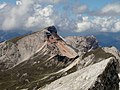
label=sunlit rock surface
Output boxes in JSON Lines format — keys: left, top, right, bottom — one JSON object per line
{"left": 41, "top": 57, "right": 119, "bottom": 90}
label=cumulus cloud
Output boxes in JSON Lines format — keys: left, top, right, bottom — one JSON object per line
{"left": 25, "top": 5, "right": 54, "bottom": 29}
{"left": 16, "top": 0, "right": 22, "bottom": 5}
{"left": 2, "top": 0, "right": 35, "bottom": 30}
{"left": 76, "top": 16, "right": 120, "bottom": 32}
{"left": 0, "top": 0, "right": 70, "bottom": 31}
{"left": 0, "top": 0, "right": 75, "bottom": 31}
{"left": 0, "top": 0, "right": 120, "bottom": 33}
{"left": 114, "top": 21, "right": 120, "bottom": 32}
{"left": 1, "top": 0, "right": 56, "bottom": 30}
{"left": 90, "top": 3, "right": 120, "bottom": 16}
{"left": 0, "top": 2, "right": 7, "bottom": 9}
{"left": 101, "top": 3, "right": 120, "bottom": 14}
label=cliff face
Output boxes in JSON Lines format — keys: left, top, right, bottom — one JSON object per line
{"left": 65, "top": 36, "right": 99, "bottom": 55}
{"left": 0, "top": 30, "right": 45, "bottom": 70}
{"left": 0, "top": 26, "right": 119, "bottom": 90}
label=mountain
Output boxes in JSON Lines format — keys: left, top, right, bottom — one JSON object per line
{"left": 1, "top": 30, "right": 120, "bottom": 50}
{"left": 59, "top": 31, "right": 120, "bottom": 50}
{"left": 0, "top": 26, "right": 120, "bottom": 90}
{"left": 91, "top": 32, "right": 120, "bottom": 50}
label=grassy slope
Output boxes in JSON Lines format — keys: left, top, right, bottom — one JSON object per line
{"left": 82, "top": 47, "right": 115, "bottom": 60}
{"left": 0, "top": 50, "right": 77, "bottom": 90}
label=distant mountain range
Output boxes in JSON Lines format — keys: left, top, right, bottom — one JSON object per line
{"left": 90, "top": 32, "right": 120, "bottom": 50}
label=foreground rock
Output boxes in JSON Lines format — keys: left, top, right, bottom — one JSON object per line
{"left": 41, "top": 57, "right": 119, "bottom": 90}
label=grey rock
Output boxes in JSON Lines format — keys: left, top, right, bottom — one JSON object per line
{"left": 65, "top": 35, "right": 99, "bottom": 55}
{"left": 41, "top": 57, "right": 119, "bottom": 90}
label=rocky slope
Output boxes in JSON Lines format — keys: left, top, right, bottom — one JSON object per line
{"left": 0, "top": 26, "right": 78, "bottom": 71}
{"left": 0, "top": 26, "right": 119, "bottom": 90}
{"left": 41, "top": 57, "right": 119, "bottom": 90}
{"left": 65, "top": 35, "right": 98, "bottom": 55}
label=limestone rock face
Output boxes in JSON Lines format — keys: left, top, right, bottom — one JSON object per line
{"left": 65, "top": 36, "right": 99, "bottom": 55}
{"left": 103, "top": 46, "right": 120, "bottom": 72}
{"left": 41, "top": 57, "right": 119, "bottom": 90}
{"left": 0, "top": 30, "right": 45, "bottom": 70}
{"left": 103, "top": 46, "right": 120, "bottom": 60}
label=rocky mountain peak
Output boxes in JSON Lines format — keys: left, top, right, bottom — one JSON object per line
{"left": 0, "top": 26, "right": 120, "bottom": 90}
{"left": 0, "top": 26, "right": 78, "bottom": 70}
{"left": 46, "top": 26, "right": 57, "bottom": 33}
{"left": 44, "top": 26, "right": 61, "bottom": 43}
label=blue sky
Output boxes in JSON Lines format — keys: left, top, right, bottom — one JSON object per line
{"left": 81, "top": 0, "right": 115, "bottom": 10}
{"left": 0, "top": 0, "right": 118, "bottom": 10}
{"left": 1, "top": 0, "right": 119, "bottom": 14}
{"left": 0, "top": 0, "right": 120, "bottom": 32}
{"left": 0, "top": 0, "right": 16, "bottom": 4}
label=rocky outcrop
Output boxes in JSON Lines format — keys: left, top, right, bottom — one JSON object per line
{"left": 103, "top": 46, "right": 120, "bottom": 60}
{"left": 65, "top": 35, "right": 99, "bottom": 55}
{"left": 0, "top": 30, "right": 45, "bottom": 70}
{"left": 41, "top": 57, "right": 119, "bottom": 90}
{"left": 103, "top": 46, "right": 120, "bottom": 72}
{"left": 118, "top": 74, "right": 120, "bottom": 90}
{"left": 78, "top": 47, "right": 115, "bottom": 69}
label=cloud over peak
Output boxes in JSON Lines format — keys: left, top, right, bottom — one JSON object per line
{"left": 0, "top": 0, "right": 120, "bottom": 33}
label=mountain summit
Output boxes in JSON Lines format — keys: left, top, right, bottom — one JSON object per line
{"left": 0, "top": 26, "right": 119, "bottom": 90}
{"left": 0, "top": 26, "right": 78, "bottom": 70}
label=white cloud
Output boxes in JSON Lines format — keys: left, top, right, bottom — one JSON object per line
{"left": 25, "top": 5, "right": 54, "bottom": 28}
{"left": 1, "top": 0, "right": 55, "bottom": 30}
{"left": 16, "top": 0, "right": 22, "bottom": 5}
{"left": 2, "top": 0, "right": 35, "bottom": 30}
{"left": 0, "top": 0, "right": 73, "bottom": 31}
{"left": 0, "top": 0, "right": 120, "bottom": 34}
{"left": 0, "top": 2, "right": 7, "bottom": 9}
{"left": 38, "top": 0, "right": 67, "bottom": 4}
{"left": 76, "top": 16, "right": 93, "bottom": 32}
{"left": 90, "top": 3, "right": 120, "bottom": 16}
{"left": 101, "top": 3, "right": 120, "bottom": 14}
{"left": 76, "top": 16, "right": 120, "bottom": 32}
{"left": 73, "top": 5, "right": 88, "bottom": 14}
{"left": 77, "top": 22, "right": 92, "bottom": 32}
{"left": 114, "top": 21, "right": 120, "bottom": 32}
